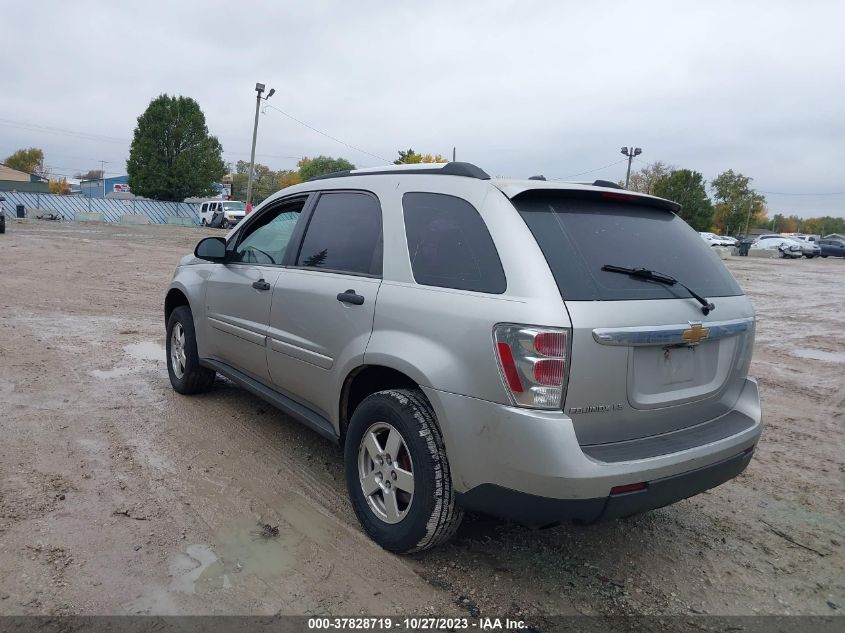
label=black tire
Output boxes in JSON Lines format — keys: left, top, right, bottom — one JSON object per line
{"left": 166, "top": 305, "right": 215, "bottom": 394}
{"left": 222, "top": 219, "right": 231, "bottom": 230}
{"left": 200, "top": 218, "right": 207, "bottom": 227}
{"left": 0, "top": 218, "right": 5, "bottom": 234}
{"left": 821, "top": 255, "right": 828, "bottom": 258}
{"left": 344, "top": 388, "right": 463, "bottom": 553}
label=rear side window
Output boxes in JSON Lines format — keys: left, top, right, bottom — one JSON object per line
{"left": 513, "top": 192, "right": 742, "bottom": 301}
{"left": 296, "top": 192, "right": 383, "bottom": 275}
{"left": 403, "top": 192, "right": 506, "bottom": 293}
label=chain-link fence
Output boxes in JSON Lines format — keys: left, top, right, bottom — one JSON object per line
{"left": 0, "top": 192, "right": 200, "bottom": 224}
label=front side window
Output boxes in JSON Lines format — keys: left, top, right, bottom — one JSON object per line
{"left": 232, "top": 199, "right": 305, "bottom": 265}
{"left": 295, "top": 192, "right": 383, "bottom": 275}
{"left": 402, "top": 192, "right": 506, "bottom": 293}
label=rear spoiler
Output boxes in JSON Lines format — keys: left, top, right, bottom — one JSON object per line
{"left": 503, "top": 185, "right": 681, "bottom": 213}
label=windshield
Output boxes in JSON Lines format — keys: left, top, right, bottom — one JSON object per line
{"left": 512, "top": 192, "right": 743, "bottom": 301}
{"left": 222, "top": 202, "right": 245, "bottom": 211}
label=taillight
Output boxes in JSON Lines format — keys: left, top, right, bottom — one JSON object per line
{"left": 493, "top": 324, "right": 570, "bottom": 409}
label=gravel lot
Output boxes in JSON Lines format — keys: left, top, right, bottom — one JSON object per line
{"left": 0, "top": 220, "right": 842, "bottom": 625}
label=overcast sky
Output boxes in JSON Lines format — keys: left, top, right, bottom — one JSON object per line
{"left": 2, "top": 1, "right": 843, "bottom": 217}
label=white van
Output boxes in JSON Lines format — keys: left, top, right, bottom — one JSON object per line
{"left": 199, "top": 200, "right": 246, "bottom": 228}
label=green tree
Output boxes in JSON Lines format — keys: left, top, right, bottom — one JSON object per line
{"left": 394, "top": 148, "right": 448, "bottom": 164}
{"left": 710, "top": 170, "right": 766, "bottom": 236}
{"left": 277, "top": 170, "right": 302, "bottom": 189}
{"left": 126, "top": 94, "right": 225, "bottom": 201}
{"left": 621, "top": 161, "right": 673, "bottom": 194}
{"left": 4, "top": 147, "right": 46, "bottom": 176}
{"left": 801, "top": 216, "right": 845, "bottom": 236}
{"left": 652, "top": 169, "right": 714, "bottom": 231}
{"left": 230, "top": 160, "right": 279, "bottom": 204}
{"left": 395, "top": 148, "right": 421, "bottom": 164}
{"left": 297, "top": 156, "right": 355, "bottom": 181}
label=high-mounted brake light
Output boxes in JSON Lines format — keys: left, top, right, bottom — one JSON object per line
{"left": 601, "top": 192, "right": 636, "bottom": 202}
{"left": 493, "top": 324, "right": 570, "bottom": 409}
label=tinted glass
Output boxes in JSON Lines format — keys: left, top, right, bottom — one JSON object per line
{"left": 233, "top": 203, "right": 303, "bottom": 265}
{"left": 296, "top": 192, "right": 382, "bottom": 275}
{"left": 403, "top": 192, "right": 506, "bottom": 293}
{"left": 513, "top": 193, "right": 743, "bottom": 301}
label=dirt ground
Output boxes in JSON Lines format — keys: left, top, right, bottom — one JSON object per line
{"left": 0, "top": 220, "right": 842, "bottom": 625}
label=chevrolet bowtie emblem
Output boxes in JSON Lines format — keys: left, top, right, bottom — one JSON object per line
{"left": 682, "top": 323, "right": 710, "bottom": 346}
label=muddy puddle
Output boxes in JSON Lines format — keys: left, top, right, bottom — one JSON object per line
{"left": 89, "top": 341, "right": 164, "bottom": 379}
{"left": 90, "top": 366, "right": 135, "bottom": 379}
{"left": 170, "top": 521, "right": 305, "bottom": 595}
{"left": 124, "top": 341, "right": 165, "bottom": 363}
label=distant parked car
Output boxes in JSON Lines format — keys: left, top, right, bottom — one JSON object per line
{"left": 751, "top": 236, "right": 802, "bottom": 258}
{"left": 199, "top": 200, "right": 247, "bottom": 229}
{"left": 789, "top": 235, "right": 822, "bottom": 258}
{"left": 0, "top": 196, "right": 5, "bottom": 234}
{"left": 819, "top": 238, "right": 845, "bottom": 258}
{"left": 699, "top": 232, "right": 733, "bottom": 247}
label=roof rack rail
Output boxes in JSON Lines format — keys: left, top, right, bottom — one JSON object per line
{"left": 305, "top": 161, "right": 490, "bottom": 182}
{"left": 592, "top": 179, "right": 624, "bottom": 189}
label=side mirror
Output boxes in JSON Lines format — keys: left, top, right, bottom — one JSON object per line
{"left": 194, "top": 236, "right": 227, "bottom": 262}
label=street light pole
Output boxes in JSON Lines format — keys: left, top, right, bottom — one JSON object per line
{"left": 620, "top": 146, "right": 642, "bottom": 189}
{"left": 246, "top": 82, "right": 275, "bottom": 206}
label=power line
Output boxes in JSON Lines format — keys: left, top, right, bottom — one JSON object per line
{"left": 262, "top": 104, "right": 390, "bottom": 163}
{"left": 758, "top": 190, "right": 845, "bottom": 196}
{"left": 552, "top": 159, "right": 628, "bottom": 181}
{"left": 0, "top": 117, "right": 127, "bottom": 144}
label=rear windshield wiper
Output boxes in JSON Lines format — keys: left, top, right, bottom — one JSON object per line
{"left": 601, "top": 265, "right": 716, "bottom": 315}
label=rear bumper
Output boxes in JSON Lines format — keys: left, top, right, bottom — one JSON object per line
{"left": 422, "top": 377, "right": 761, "bottom": 524}
{"left": 456, "top": 447, "right": 754, "bottom": 526}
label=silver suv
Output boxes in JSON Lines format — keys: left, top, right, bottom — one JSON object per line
{"left": 165, "top": 162, "right": 761, "bottom": 553}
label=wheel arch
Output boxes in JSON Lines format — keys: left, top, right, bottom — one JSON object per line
{"left": 164, "top": 286, "right": 191, "bottom": 324}
{"left": 339, "top": 364, "right": 423, "bottom": 439}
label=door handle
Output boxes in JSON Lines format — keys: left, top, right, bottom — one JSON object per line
{"left": 337, "top": 289, "right": 365, "bottom": 305}
{"left": 252, "top": 279, "right": 271, "bottom": 291}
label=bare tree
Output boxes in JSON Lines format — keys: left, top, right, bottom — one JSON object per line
{"left": 622, "top": 161, "right": 674, "bottom": 194}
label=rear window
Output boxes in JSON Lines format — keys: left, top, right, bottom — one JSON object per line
{"left": 513, "top": 192, "right": 742, "bottom": 301}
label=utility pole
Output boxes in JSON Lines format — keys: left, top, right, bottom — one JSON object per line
{"left": 246, "top": 82, "right": 275, "bottom": 206}
{"left": 743, "top": 192, "right": 755, "bottom": 236}
{"left": 100, "top": 160, "right": 108, "bottom": 197}
{"left": 620, "top": 146, "right": 642, "bottom": 188}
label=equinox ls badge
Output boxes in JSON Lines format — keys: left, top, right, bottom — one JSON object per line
{"left": 569, "top": 403, "right": 624, "bottom": 414}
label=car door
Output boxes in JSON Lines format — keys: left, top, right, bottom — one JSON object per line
{"left": 204, "top": 196, "right": 310, "bottom": 382}
{"left": 267, "top": 191, "right": 383, "bottom": 421}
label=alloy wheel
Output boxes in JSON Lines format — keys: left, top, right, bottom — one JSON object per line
{"left": 170, "top": 322, "right": 186, "bottom": 379}
{"left": 357, "top": 422, "right": 415, "bottom": 524}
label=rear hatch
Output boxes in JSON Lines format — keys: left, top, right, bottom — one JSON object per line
{"left": 511, "top": 189, "right": 755, "bottom": 446}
